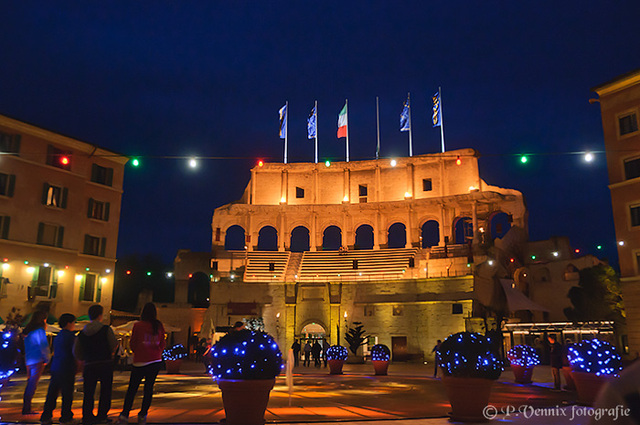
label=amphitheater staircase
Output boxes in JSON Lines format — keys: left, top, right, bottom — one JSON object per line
{"left": 283, "top": 252, "right": 303, "bottom": 282}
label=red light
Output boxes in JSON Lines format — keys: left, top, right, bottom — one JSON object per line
{"left": 126, "top": 270, "right": 131, "bottom": 275}
{"left": 510, "top": 258, "right": 515, "bottom": 263}
{"left": 575, "top": 249, "right": 580, "bottom": 254}
{"left": 456, "top": 156, "right": 461, "bottom": 166}
{"left": 2, "top": 258, "right": 7, "bottom": 262}
{"left": 60, "top": 156, "right": 70, "bottom": 165}
{"left": 188, "top": 273, "right": 193, "bottom": 278}
{"left": 65, "top": 265, "right": 69, "bottom": 269}
{"left": 258, "top": 160, "right": 264, "bottom": 167}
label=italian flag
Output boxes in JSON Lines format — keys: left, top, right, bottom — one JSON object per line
{"left": 337, "top": 102, "right": 348, "bottom": 138}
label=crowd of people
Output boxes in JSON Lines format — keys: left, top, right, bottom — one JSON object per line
{"left": 20, "top": 302, "right": 165, "bottom": 425}
{"left": 290, "top": 338, "right": 328, "bottom": 367}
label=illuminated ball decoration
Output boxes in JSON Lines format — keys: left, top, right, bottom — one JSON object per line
{"left": 325, "top": 345, "right": 348, "bottom": 361}
{"left": 162, "top": 344, "right": 188, "bottom": 362}
{"left": 507, "top": 345, "right": 541, "bottom": 368}
{"left": 370, "top": 344, "right": 391, "bottom": 362}
{"left": 437, "top": 332, "right": 502, "bottom": 380}
{"left": 207, "top": 330, "right": 282, "bottom": 380}
{"left": 567, "top": 339, "right": 622, "bottom": 376}
{"left": 0, "top": 329, "right": 19, "bottom": 382}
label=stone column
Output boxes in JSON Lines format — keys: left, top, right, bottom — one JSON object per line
{"left": 278, "top": 212, "right": 286, "bottom": 251}
{"left": 406, "top": 205, "right": 414, "bottom": 249}
{"left": 374, "top": 210, "right": 381, "bottom": 249}
{"left": 439, "top": 205, "right": 446, "bottom": 246}
{"left": 472, "top": 201, "right": 478, "bottom": 244}
{"left": 311, "top": 211, "right": 318, "bottom": 251}
{"left": 250, "top": 168, "right": 256, "bottom": 204}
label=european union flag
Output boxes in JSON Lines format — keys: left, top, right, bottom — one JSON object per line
{"left": 279, "top": 104, "right": 287, "bottom": 139}
{"left": 432, "top": 91, "right": 441, "bottom": 127}
{"left": 307, "top": 105, "right": 317, "bottom": 139}
{"left": 400, "top": 96, "right": 411, "bottom": 132}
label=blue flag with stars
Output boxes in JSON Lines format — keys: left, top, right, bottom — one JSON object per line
{"left": 400, "top": 95, "right": 411, "bottom": 132}
{"left": 307, "top": 105, "right": 317, "bottom": 139}
{"left": 432, "top": 91, "right": 442, "bottom": 127}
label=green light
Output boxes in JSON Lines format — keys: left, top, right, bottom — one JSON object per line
{"left": 466, "top": 263, "right": 471, "bottom": 268}
{"left": 325, "top": 160, "right": 331, "bottom": 167}
{"left": 597, "top": 245, "right": 603, "bottom": 250}
{"left": 24, "top": 260, "right": 29, "bottom": 265}
{"left": 146, "top": 271, "right": 152, "bottom": 276}
{"left": 132, "top": 158, "right": 140, "bottom": 167}
{"left": 531, "top": 255, "right": 536, "bottom": 260}
{"left": 85, "top": 267, "right": 90, "bottom": 271}
{"left": 520, "top": 155, "right": 528, "bottom": 164}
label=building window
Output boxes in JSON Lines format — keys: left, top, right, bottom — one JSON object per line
{"left": 636, "top": 253, "right": 640, "bottom": 274}
{"left": 87, "top": 199, "right": 110, "bottom": 221}
{"left": 359, "top": 184, "right": 367, "bottom": 203}
{"left": 364, "top": 305, "right": 375, "bottom": 317}
{"left": 452, "top": 303, "right": 463, "bottom": 314}
{"left": 296, "top": 187, "right": 304, "bottom": 198}
{"left": 91, "top": 164, "right": 114, "bottom": 186}
{"left": 632, "top": 205, "right": 640, "bottom": 227}
{"left": 42, "top": 183, "right": 68, "bottom": 208}
{"left": 80, "top": 273, "right": 98, "bottom": 302}
{"left": 30, "top": 265, "right": 57, "bottom": 299}
{"left": 423, "top": 179, "right": 433, "bottom": 191}
{"left": 46, "top": 145, "right": 72, "bottom": 171}
{"left": 0, "top": 132, "right": 20, "bottom": 155}
{"left": 392, "top": 306, "right": 403, "bottom": 316}
{"left": 624, "top": 157, "right": 640, "bottom": 180}
{"left": 0, "top": 173, "right": 15, "bottom": 197}
{"left": 84, "top": 235, "right": 106, "bottom": 257}
{"left": 37, "top": 223, "right": 64, "bottom": 247}
{"left": 619, "top": 112, "right": 639, "bottom": 136}
{"left": 0, "top": 215, "right": 10, "bottom": 239}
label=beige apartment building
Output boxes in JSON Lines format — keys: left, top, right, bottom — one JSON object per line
{"left": 0, "top": 114, "right": 127, "bottom": 323}
{"left": 593, "top": 70, "right": 640, "bottom": 355}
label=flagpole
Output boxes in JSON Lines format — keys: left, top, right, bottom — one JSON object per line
{"left": 284, "top": 101, "right": 289, "bottom": 164}
{"left": 408, "top": 92, "right": 413, "bottom": 157}
{"left": 345, "top": 99, "right": 350, "bottom": 163}
{"left": 314, "top": 100, "right": 318, "bottom": 164}
{"left": 376, "top": 96, "right": 380, "bottom": 160}
{"left": 439, "top": 87, "right": 445, "bottom": 153}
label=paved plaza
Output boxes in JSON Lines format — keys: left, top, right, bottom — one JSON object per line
{"left": 1, "top": 362, "right": 589, "bottom": 425}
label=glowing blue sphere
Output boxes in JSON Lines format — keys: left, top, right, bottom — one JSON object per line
{"left": 507, "top": 345, "right": 541, "bottom": 368}
{"left": 567, "top": 339, "right": 621, "bottom": 376}
{"left": 326, "top": 345, "right": 349, "bottom": 361}
{"left": 371, "top": 344, "right": 391, "bottom": 361}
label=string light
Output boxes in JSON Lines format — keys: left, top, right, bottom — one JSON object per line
{"left": 188, "top": 158, "right": 198, "bottom": 168}
{"left": 390, "top": 159, "right": 397, "bottom": 167}
{"left": 507, "top": 345, "right": 541, "bottom": 368}
{"left": 162, "top": 344, "right": 188, "bottom": 362}
{"left": 326, "top": 345, "right": 348, "bottom": 361}
{"left": 437, "top": 332, "right": 502, "bottom": 379}
{"left": 567, "top": 339, "right": 621, "bottom": 376}
{"left": 370, "top": 344, "right": 391, "bottom": 362}
{"left": 584, "top": 152, "right": 594, "bottom": 163}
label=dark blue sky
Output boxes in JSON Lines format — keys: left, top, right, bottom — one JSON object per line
{"left": 1, "top": 2, "right": 639, "bottom": 265}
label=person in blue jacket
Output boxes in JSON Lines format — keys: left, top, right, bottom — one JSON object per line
{"left": 40, "top": 313, "right": 77, "bottom": 425}
{"left": 22, "top": 310, "right": 50, "bottom": 415}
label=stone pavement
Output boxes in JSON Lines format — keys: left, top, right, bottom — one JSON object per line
{"left": 0, "top": 361, "right": 593, "bottom": 425}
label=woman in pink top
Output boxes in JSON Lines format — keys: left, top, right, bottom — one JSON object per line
{"left": 116, "top": 303, "right": 165, "bottom": 425}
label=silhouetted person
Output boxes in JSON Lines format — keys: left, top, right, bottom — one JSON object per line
{"left": 291, "top": 339, "right": 301, "bottom": 367}
{"left": 548, "top": 335, "right": 563, "bottom": 390}
{"left": 431, "top": 340, "right": 442, "bottom": 378}
{"left": 312, "top": 341, "right": 322, "bottom": 367}
{"left": 303, "top": 341, "right": 312, "bottom": 367}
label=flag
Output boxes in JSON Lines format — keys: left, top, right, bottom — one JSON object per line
{"left": 337, "top": 102, "right": 348, "bottom": 138}
{"left": 279, "top": 104, "right": 287, "bottom": 139}
{"left": 307, "top": 105, "right": 317, "bottom": 139}
{"left": 400, "top": 95, "right": 411, "bottom": 132}
{"left": 432, "top": 91, "right": 441, "bottom": 127}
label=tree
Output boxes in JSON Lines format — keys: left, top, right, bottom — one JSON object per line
{"left": 344, "top": 321, "right": 369, "bottom": 355}
{"left": 564, "top": 264, "right": 625, "bottom": 324}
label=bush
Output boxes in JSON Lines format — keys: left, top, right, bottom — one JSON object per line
{"left": 437, "top": 332, "right": 502, "bottom": 380}
{"left": 567, "top": 339, "right": 621, "bottom": 376}
{"left": 507, "top": 345, "right": 541, "bottom": 368}
{"left": 370, "top": 344, "right": 391, "bottom": 361}
{"left": 208, "top": 330, "right": 282, "bottom": 380}
{"left": 326, "top": 345, "right": 348, "bottom": 361}
{"left": 163, "top": 344, "right": 188, "bottom": 361}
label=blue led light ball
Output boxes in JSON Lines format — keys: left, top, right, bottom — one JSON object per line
{"left": 567, "top": 339, "right": 622, "bottom": 376}
{"left": 208, "top": 329, "right": 282, "bottom": 380}
{"left": 0, "top": 329, "right": 19, "bottom": 381}
{"left": 326, "top": 345, "right": 349, "bottom": 361}
{"left": 437, "top": 332, "right": 503, "bottom": 380}
{"left": 370, "top": 344, "right": 391, "bottom": 361}
{"left": 163, "top": 344, "right": 188, "bottom": 361}
{"left": 507, "top": 345, "right": 541, "bottom": 368}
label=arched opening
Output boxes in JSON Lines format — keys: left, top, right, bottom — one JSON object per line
{"left": 355, "top": 224, "right": 374, "bottom": 249}
{"left": 224, "top": 225, "right": 245, "bottom": 250}
{"left": 387, "top": 222, "right": 407, "bottom": 249}
{"left": 300, "top": 322, "right": 326, "bottom": 339}
{"left": 421, "top": 220, "right": 440, "bottom": 248}
{"left": 454, "top": 216, "right": 473, "bottom": 245}
{"left": 322, "top": 226, "right": 342, "bottom": 250}
{"left": 290, "top": 226, "right": 310, "bottom": 252}
{"left": 490, "top": 212, "right": 511, "bottom": 240}
{"left": 257, "top": 226, "right": 278, "bottom": 251}
{"left": 188, "top": 271, "right": 210, "bottom": 308}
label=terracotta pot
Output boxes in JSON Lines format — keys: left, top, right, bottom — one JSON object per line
{"left": 165, "top": 359, "right": 182, "bottom": 374}
{"left": 570, "top": 371, "right": 612, "bottom": 406}
{"left": 441, "top": 375, "right": 494, "bottom": 422}
{"left": 562, "top": 366, "right": 576, "bottom": 390}
{"left": 511, "top": 364, "right": 534, "bottom": 384}
{"left": 372, "top": 360, "right": 389, "bottom": 375}
{"left": 328, "top": 359, "right": 345, "bottom": 375}
{"left": 218, "top": 378, "right": 275, "bottom": 425}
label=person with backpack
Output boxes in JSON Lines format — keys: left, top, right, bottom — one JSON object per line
{"left": 115, "top": 303, "right": 165, "bottom": 425}
{"left": 74, "top": 304, "right": 117, "bottom": 425}
{"left": 40, "top": 313, "right": 77, "bottom": 425}
{"left": 22, "top": 310, "right": 50, "bottom": 415}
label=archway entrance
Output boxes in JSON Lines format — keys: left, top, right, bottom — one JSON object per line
{"left": 299, "top": 322, "right": 328, "bottom": 366}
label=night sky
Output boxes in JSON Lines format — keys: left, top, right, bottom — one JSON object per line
{"left": 1, "top": 2, "right": 639, "bottom": 267}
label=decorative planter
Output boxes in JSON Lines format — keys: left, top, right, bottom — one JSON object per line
{"left": 562, "top": 366, "right": 576, "bottom": 390}
{"left": 165, "top": 359, "right": 182, "bottom": 374}
{"left": 218, "top": 378, "right": 275, "bottom": 425}
{"left": 328, "top": 359, "right": 345, "bottom": 375}
{"left": 511, "top": 365, "right": 534, "bottom": 384}
{"left": 441, "top": 376, "right": 494, "bottom": 422}
{"left": 372, "top": 360, "right": 389, "bottom": 375}
{"left": 571, "top": 371, "right": 611, "bottom": 406}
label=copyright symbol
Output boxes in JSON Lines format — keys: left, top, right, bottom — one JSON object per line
{"left": 483, "top": 405, "right": 498, "bottom": 420}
